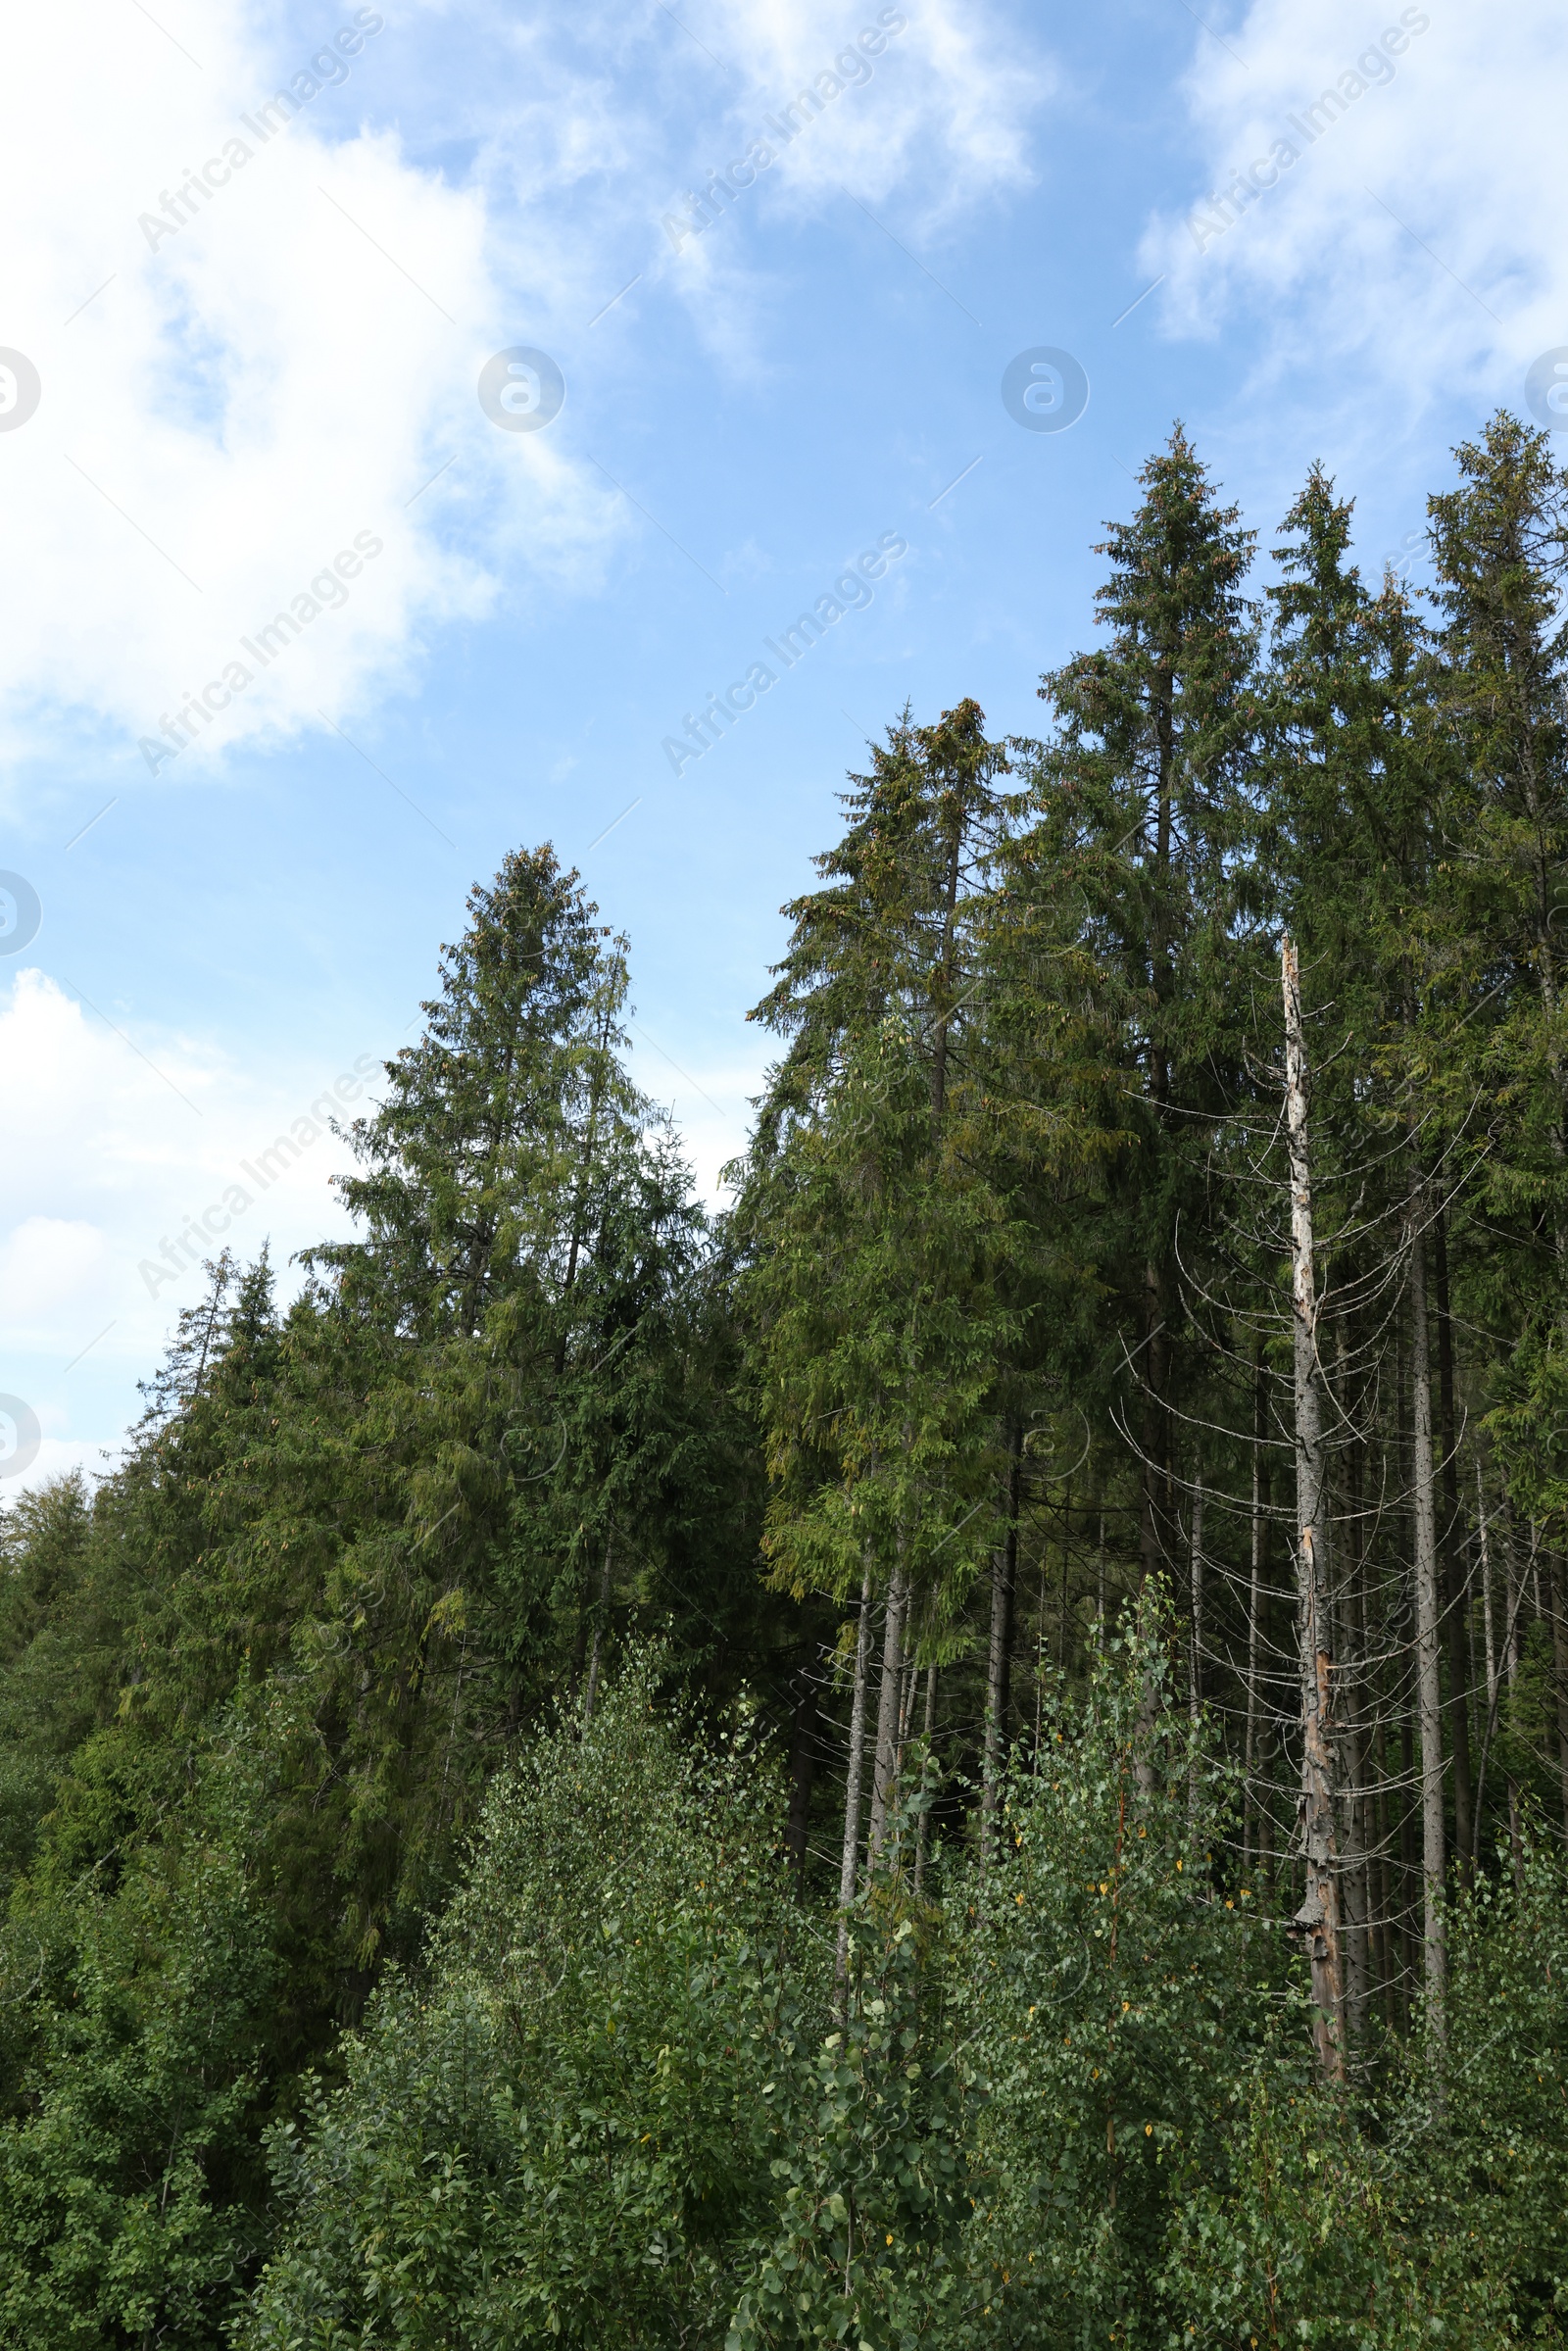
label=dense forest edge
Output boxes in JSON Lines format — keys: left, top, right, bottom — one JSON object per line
{"left": 4, "top": 412, "right": 1568, "bottom": 2345}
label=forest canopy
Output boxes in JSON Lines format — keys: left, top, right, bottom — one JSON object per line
{"left": 3, "top": 415, "right": 1568, "bottom": 2347}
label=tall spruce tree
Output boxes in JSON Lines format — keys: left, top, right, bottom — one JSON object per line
{"left": 1021, "top": 425, "right": 1263, "bottom": 1592}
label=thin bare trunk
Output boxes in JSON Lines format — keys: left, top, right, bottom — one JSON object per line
{"left": 866, "top": 1562, "right": 908, "bottom": 1864}
{"left": 784, "top": 1670, "right": 820, "bottom": 1895}
{"left": 1281, "top": 936, "right": 1346, "bottom": 2080}
{"left": 1433, "top": 1208, "right": 1473, "bottom": 1877}
{"left": 981, "top": 1424, "right": 1022, "bottom": 1860}
{"left": 1140, "top": 1264, "right": 1166, "bottom": 1589}
{"left": 913, "top": 1664, "right": 938, "bottom": 1891}
{"left": 1545, "top": 1552, "right": 1568, "bottom": 1848}
{"left": 582, "top": 1528, "right": 614, "bottom": 1725}
{"left": 1407, "top": 1165, "right": 1447, "bottom": 2040}
{"left": 1479, "top": 1461, "right": 1497, "bottom": 1723}
{"left": 1189, "top": 1473, "right": 1204, "bottom": 1729}
{"left": 1188, "top": 1472, "right": 1204, "bottom": 1816}
{"left": 836, "top": 1568, "right": 874, "bottom": 1995}
{"left": 1506, "top": 1504, "right": 1526, "bottom": 1888}
{"left": 1338, "top": 1373, "right": 1369, "bottom": 2059}
{"left": 1245, "top": 1352, "right": 1267, "bottom": 1873}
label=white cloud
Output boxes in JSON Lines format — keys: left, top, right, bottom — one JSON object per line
{"left": 0, "top": 962, "right": 368, "bottom": 1406}
{"left": 0, "top": 0, "right": 623, "bottom": 776}
{"left": 0, "top": 1220, "right": 110, "bottom": 1331}
{"left": 1129, "top": 0, "right": 1568, "bottom": 531}
{"left": 687, "top": 0, "right": 1047, "bottom": 219}
{"left": 0, "top": 0, "right": 1054, "bottom": 777}
{"left": 1138, "top": 3, "right": 1568, "bottom": 425}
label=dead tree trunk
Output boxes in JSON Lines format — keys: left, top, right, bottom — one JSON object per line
{"left": 1337, "top": 1364, "right": 1369, "bottom": 2059}
{"left": 1245, "top": 1350, "right": 1268, "bottom": 1875}
{"left": 1189, "top": 1471, "right": 1204, "bottom": 1817}
{"left": 866, "top": 1562, "right": 909, "bottom": 1865}
{"left": 1281, "top": 936, "right": 1347, "bottom": 2081}
{"left": 1189, "top": 1472, "right": 1204, "bottom": 1727}
{"left": 582, "top": 1529, "right": 614, "bottom": 1725}
{"left": 1544, "top": 1551, "right": 1568, "bottom": 1849}
{"left": 784, "top": 1670, "right": 820, "bottom": 1896}
{"left": 981, "top": 1423, "right": 1022, "bottom": 1861}
{"left": 1406, "top": 1162, "right": 1448, "bottom": 2041}
{"left": 836, "top": 1567, "right": 874, "bottom": 1996}
{"left": 1505, "top": 1507, "right": 1526, "bottom": 1891}
{"left": 1479, "top": 1461, "right": 1497, "bottom": 1737}
{"left": 1433, "top": 1209, "right": 1474, "bottom": 1878}
{"left": 914, "top": 1664, "right": 939, "bottom": 1892}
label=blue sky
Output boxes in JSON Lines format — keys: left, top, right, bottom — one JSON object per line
{"left": 2, "top": 0, "right": 1562, "bottom": 1488}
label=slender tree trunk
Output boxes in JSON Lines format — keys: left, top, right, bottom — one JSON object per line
{"left": 583, "top": 1528, "right": 614, "bottom": 1725}
{"left": 1478, "top": 1461, "right": 1497, "bottom": 1726}
{"left": 1406, "top": 1165, "right": 1447, "bottom": 2040}
{"left": 1504, "top": 1504, "right": 1527, "bottom": 1889}
{"left": 1189, "top": 1472, "right": 1204, "bottom": 1728}
{"left": 1338, "top": 1387, "right": 1369, "bottom": 2060}
{"left": 1281, "top": 938, "right": 1346, "bottom": 2080}
{"left": 569, "top": 1590, "right": 590, "bottom": 1691}
{"left": 1433, "top": 1209, "right": 1473, "bottom": 1878}
{"left": 1372, "top": 1698, "right": 1394, "bottom": 2031}
{"left": 1188, "top": 1471, "right": 1204, "bottom": 1817}
{"left": 1397, "top": 1698, "right": 1416, "bottom": 2026}
{"left": 836, "top": 1568, "right": 874, "bottom": 1994}
{"left": 1139, "top": 1265, "right": 1166, "bottom": 1588}
{"left": 914, "top": 1664, "right": 938, "bottom": 1891}
{"left": 785, "top": 1670, "right": 820, "bottom": 1895}
{"left": 897, "top": 1659, "right": 917, "bottom": 1754}
{"left": 866, "top": 1562, "right": 909, "bottom": 1864}
{"left": 1245, "top": 1351, "right": 1267, "bottom": 1873}
{"left": 1544, "top": 1551, "right": 1568, "bottom": 1849}
{"left": 982, "top": 1424, "right": 1022, "bottom": 1860}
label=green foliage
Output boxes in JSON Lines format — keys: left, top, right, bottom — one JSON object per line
{"left": 245, "top": 1658, "right": 811, "bottom": 2348}
{"left": 0, "top": 1727, "right": 277, "bottom": 2347}
{"left": 6, "top": 415, "right": 1568, "bottom": 2347}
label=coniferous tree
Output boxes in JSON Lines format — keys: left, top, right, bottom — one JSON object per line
{"left": 1019, "top": 425, "right": 1263, "bottom": 1594}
